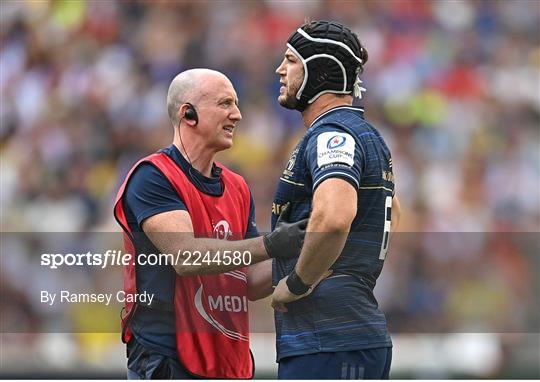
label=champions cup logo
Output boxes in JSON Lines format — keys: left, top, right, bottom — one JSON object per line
{"left": 317, "top": 131, "right": 355, "bottom": 167}
{"left": 327, "top": 135, "right": 347, "bottom": 149}
{"left": 213, "top": 220, "right": 232, "bottom": 240}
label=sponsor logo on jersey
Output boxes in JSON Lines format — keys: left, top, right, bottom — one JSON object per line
{"left": 317, "top": 132, "right": 355, "bottom": 167}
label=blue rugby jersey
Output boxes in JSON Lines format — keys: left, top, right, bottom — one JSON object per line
{"left": 271, "top": 106, "right": 395, "bottom": 360}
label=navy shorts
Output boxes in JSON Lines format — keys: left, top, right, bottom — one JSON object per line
{"left": 126, "top": 338, "right": 193, "bottom": 379}
{"left": 278, "top": 347, "right": 392, "bottom": 380}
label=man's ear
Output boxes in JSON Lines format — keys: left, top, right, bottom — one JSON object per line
{"left": 178, "top": 104, "right": 197, "bottom": 127}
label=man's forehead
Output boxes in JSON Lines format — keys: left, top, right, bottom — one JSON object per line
{"left": 215, "top": 90, "right": 238, "bottom": 101}
{"left": 196, "top": 76, "right": 237, "bottom": 101}
{"left": 213, "top": 80, "right": 238, "bottom": 100}
{"left": 285, "top": 48, "right": 299, "bottom": 59}
{"left": 197, "top": 89, "right": 238, "bottom": 104}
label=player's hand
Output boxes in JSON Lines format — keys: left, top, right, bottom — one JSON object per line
{"left": 263, "top": 203, "right": 307, "bottom": 259}
{"left": 270, "top": 270, "right": 332, "bottom": 312}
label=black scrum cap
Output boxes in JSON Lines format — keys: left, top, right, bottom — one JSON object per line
{"left": 287, "top": 21, "right": 366, "bottom": 111}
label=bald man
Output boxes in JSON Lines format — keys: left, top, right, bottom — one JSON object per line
{"left": 114, "top": 69, "right": 306, "bottom": 379}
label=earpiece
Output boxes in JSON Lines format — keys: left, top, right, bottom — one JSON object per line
{"left": 184, "top": 103, "right": 199, "bottom": 124}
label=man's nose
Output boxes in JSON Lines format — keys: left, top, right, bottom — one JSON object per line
{"left": 276, "top": 61, "right": 285, "bottom": 75}
{"left": 230, "top": 104, "right": 242, "bottom": 121}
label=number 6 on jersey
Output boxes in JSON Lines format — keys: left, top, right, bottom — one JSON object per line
{"left": 379, "top": 196, "right": 392, "bottom": 260}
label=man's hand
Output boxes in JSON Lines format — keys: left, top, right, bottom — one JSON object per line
{"left": 271, "top": 269, "right": 332, "bottom": 312}
{"left": 263, "top": 203, "right": 307, "bottom": 259}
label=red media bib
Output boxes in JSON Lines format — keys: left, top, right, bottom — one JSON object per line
{"left": 114, "top": 152, "right": 253, "bottom": 379}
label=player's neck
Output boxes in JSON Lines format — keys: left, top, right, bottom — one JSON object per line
{"left": 301, "top": 94, "right": 353, "bottom": 128}
{"left": 173, "top": 132, "right": 215, "bottom": 177}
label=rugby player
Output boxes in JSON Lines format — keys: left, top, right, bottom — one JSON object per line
{"left": 270, "top": 21, "right": 402, "bottom": 379}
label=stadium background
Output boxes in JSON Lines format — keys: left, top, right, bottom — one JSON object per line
{"left": 1, "top": 0, "right": 539, "bottom": 379}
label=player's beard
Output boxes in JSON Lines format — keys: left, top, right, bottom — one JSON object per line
{"left": 278, "top": 92, "right": 297, "bottom": 110}
{"left": 278, "top": 76, "right": 303, "bottom": 110}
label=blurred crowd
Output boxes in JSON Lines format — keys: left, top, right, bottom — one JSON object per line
{"left": 1, "top": 0, "right": 539, "bottom": 377}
